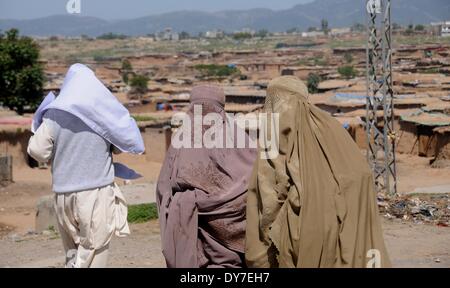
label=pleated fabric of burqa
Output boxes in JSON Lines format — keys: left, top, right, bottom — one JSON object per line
{"left": 157, "top": 85, "right": 257, "bottom": 268}
{"left": 245, "top": 76, "right": 391, "bottom": 268}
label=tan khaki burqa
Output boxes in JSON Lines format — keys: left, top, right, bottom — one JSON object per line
{"left": 245, "top": 76, "right": 391, "bottom": 268}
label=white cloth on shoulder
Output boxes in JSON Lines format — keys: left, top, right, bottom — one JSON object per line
{"left": 32, "top": 64, "right": 144, "bottom": 180}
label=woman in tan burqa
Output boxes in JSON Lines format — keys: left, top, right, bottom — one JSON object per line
{"left": 245, "top": 76, "right": 391, "bottom": 268}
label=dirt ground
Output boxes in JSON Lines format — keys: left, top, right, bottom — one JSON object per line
{"left": 0, "top": 219, "right": 448, "bottom": 268}
{"left": 0, "top": 221, "right": 166, "bottom": 268}
{"left": 0, "top": 156, "right": 163, "bottom": 234}
{"left": 0, "top": 153, "right": 449, "bottom": 268}
{"left": 396, "top": 153, "right": 450, "bottom": 194}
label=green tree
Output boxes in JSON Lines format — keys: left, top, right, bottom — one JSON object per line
{"left": 129, "top": 74, "right": 149, "bottom": 96}
{"left": 233, "top": 32, "right": 252, "bottom": 41}
{"left": 286, "top": 28, "right": 298, "bottom": 34}
{"left": 122, "top": 73, "right": 129, "bottom": 85}
{"left": 392, "top": 23, "right": 402, "bottom": 30}
{"left": 415, "top": 24, "right": 425, "bottom": 31}
{"left": 338, "top": 65, "right": 358, "bottom": 79}
{"left": 405, "top": 24, "right": 414, "bottom": 35}
{"left": 81, "top": 34, "right": 93, "bottom": 41}
{"left": 97, "top": 32, "right": 127, "bottom": 40}
{"left": 179, "top": 31, "right": 190, "bottom": 40}
{"left": 122, "top": 59, "right": 132, "bottom": 71}
{"left": 344, "top": 52, "right": 353, "bottom": 64}
{"left": 194, "top": 64, "right": 240, "bottom": 78}
{"left": 256, "top": 29, "right": 269, "bottom": 38}
{"left": 321, "top": 19, "right": 329, "bottom": 35}
{"left": 351, "top": 23, "right": 365, "bottom": 32}
{"left": 0, "top": 29, "right": 44, "bottom": 114}
{"left": 121, "top": 59, "right": 133, "bottom": 84}
{"left": 307, "top": 73, "right": 321, "bottom": 94}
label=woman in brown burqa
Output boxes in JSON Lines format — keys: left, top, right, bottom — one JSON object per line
{"left": 156, "top": 85, "right": 257, "bottom": 268}
{"left": 245, "top": 76, "right": 391, "bottom": 268}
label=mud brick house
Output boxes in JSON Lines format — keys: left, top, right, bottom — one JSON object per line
{"left": 432, "top": 126, "right": 450, "bottom": 168}
{"left": 398, "top": 110, "right": 450, "bottom": 158}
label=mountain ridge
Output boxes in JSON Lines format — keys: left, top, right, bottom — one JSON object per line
{"left": 0, "top": 0, "right": 448, "bottom": 36}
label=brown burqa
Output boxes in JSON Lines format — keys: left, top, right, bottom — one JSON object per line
{"left": 245, "top": 76, "right": 391, "bottom": 268}
{"left": 156, "top": 85, "right": 257, "bottom": 268}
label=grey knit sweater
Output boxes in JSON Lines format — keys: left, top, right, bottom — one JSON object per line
{"left": 30, "top": 109, "right": 115, "bottom": 193}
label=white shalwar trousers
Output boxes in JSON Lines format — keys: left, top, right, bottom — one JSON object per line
{"left": 54, "top": 183, "right": 130, "bottom": 268}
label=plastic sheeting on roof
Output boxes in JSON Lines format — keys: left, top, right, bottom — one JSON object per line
{"left": 400, "top": 109, "right": 450, "bottom": 127}
{"left": 331, "top": 93, "right": 366, "bottom": 104}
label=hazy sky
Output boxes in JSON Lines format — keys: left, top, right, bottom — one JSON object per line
{"left": 0, "top": 0, "right": 313, "bottom": 20}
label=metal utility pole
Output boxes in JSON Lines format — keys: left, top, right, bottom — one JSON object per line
{"left": 365, "top": 0, "right": 397, "bottom": 196}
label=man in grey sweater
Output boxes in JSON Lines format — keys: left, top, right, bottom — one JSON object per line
{"left": 28, "top": 109, "right": 127, "bottom": 268}
{"left": 28, "top": 64, "right": 143, "bottom": 268}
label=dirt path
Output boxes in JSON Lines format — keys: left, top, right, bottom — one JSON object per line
{"left": 0, "top": 159, "right": 162, "bottom": 234}
{"left": 383, "top": 220, "right": 450, "bottom": 267}
{"left": 2, "top": 153, "right": 450, "bottom": 234}
{"left": 0, "top": 219, "right": 448, "bottom": 268}
{"left": 0, "top": 154, "right": 449, "bottom": 267}
{"left": 0, "top": 220, "right": 166, "bottom": 268}
{"left": 0, "top": 180, "right": 51, "bottom": 234}
{"left": 396, "top": 153, "right": 450, "bottom": 194}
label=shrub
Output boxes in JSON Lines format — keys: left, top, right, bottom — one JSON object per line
{"left": 194, "top": 64, "right": 240, "bottom": 78}
{"left": 351, "top": 23, "right": 365, "bottom": 32}
{"left": 121, "top": 59, "right": 133, "bottom": 84}
{"left": 233, "top": 32, "right": 252, "bottom": 41}
{"left": 255, "top": 29, "right": 269, "bottom": 38}
{"left": 131, "top": 115, "right": 156, "bottom": 122}
{"left": 127, "top": 203, "right": 158, "bottom": 223}
{"left": 179, "top": 31, "right": 190, "bottom": 40}
{"left": 97, "top": 32, "right": 128, "bottom": 40}
{"left": 122, "top": 59, "right": 133, "bottom": 71}
{"left": 307, "top": 73, "right": 322, "bottom": 94}
{"left": 344, "top": 52, "right": 353, "bottom": 64}
{"left": 129, "top": 74, "right": 149, "bottom": 94}
{"left": 338, "top": 65, "right": 358, "bottom": 79}
{"left": 321, "top": 19, "right": 329, "bottom": 35}
{"left": 415, "top": 25, "right": 425, "bottom": 31}
{"left": 314, "top": 57, "right": 328, "bottom": 66}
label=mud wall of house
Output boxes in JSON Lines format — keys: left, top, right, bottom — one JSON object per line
{"left": 0, "top": 127, "right": 170, "bottom": 171}
{"left": 397, "top": 121, "right": 418, "bottom": 155}
{"left": 266, "top": 64, "right": 281, "bottom": 74}
{"left": 239, "top": 64, "right": 281, "bottom": 80}
{"left": 354, "top": 125, "right": 368, "bottom": 150}
{"left": 142, "top": 128, "right": 168, "bottom": 163}
{"left": 226, "top": 96, "right": 265, "bottom": 105}
{"left": 315, "top": 104, "right": 362, "bottom": 115}
{"left": 417, "top": 125, "right": 438, "bottom": 157}
{"left": 432, "top": 133, "right": 450, "bottom": 168}
{"left": 292, "top": 70, "right": 311, "bottom": 80}
{"left": 0, "top": 129, "right": 35, "bottom": 168}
